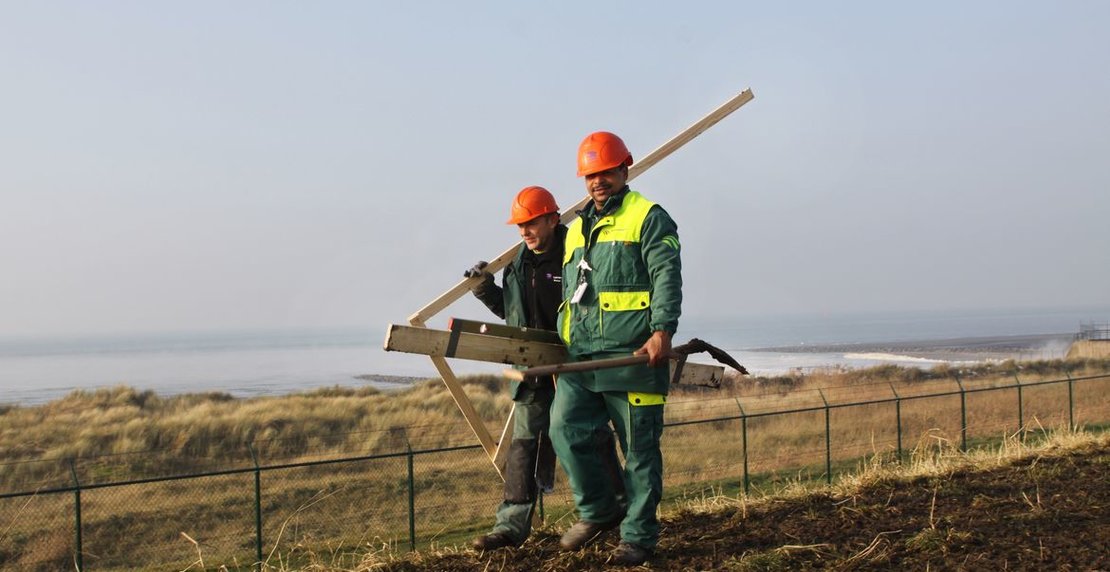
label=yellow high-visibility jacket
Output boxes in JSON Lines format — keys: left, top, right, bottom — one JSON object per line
{"left": 558, "top": 188, "right": 682, "bottom": 393}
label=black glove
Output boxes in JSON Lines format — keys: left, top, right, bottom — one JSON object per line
{"left": 463, "top": 261, "right": 490, "bottom": 279}
{"left": 464, "top": 260, "right": 495, "bottom": 294}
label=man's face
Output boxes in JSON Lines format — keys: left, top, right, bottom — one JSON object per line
{"left": 518, "top": 213, "right": 559, "bottom": 251}
{"left": 585, "top": 165, "right": 628, "bottom": 210}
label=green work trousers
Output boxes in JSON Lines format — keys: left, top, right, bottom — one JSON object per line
{"left": 549, "top": 369, "right": 665, "bottom": 548}
{"left": 488, "top": 383, "right": 555, "bottom": 543}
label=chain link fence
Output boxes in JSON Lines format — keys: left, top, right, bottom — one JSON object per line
{"left": 2, "top": 372, "right": 1108, "bottom": 570}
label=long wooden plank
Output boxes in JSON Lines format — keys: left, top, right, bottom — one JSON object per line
{"left": 628, "top": 88, "right": 755, "bottom": 178}
{"left": 385, "top": 324, "right": 724, "bottom": 386}
{"left": 407, "top": 88, "right": 755, "bottom": 326}
{"left": 553, "top": 88, "right": 756, "bottom": 222}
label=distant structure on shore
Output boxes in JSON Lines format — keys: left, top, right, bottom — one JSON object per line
{"left": 1066, "top": 322, "right": 1110, "bottom": 359}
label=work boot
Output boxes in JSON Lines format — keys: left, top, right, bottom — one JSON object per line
{"left": 471, "top": 532, "right": 518, "bottom": 551}
{"left": 611, "top": 541, "right": 653, "bottom": 566}
{"left": 558, "top": 517, "right": 622, "bottom": 550}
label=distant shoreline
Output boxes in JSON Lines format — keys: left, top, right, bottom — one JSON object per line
{"left": 0, "top": 325, "right": 1087, "bottom": 406}
{"left": 352, "top": 374, "right": 426, "bottom": 385}
{"left": 748, "top": 332, "right": 1074, "bottom": 361}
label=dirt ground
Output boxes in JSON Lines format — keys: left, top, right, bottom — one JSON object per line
{"left": 377, "top": 439, "right": 1109, "bottom": 571}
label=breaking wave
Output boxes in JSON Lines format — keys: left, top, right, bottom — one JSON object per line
{"left": 843, "top": 352, "right": 948, "bottom": 363}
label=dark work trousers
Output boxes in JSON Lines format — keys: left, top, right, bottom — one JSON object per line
{"left": 489, "top": 383, "right": 626, "bottom": 543}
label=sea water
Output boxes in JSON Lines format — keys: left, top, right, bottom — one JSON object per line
{"left": 1, "top": 306, "right": 1105, "bottom": 406}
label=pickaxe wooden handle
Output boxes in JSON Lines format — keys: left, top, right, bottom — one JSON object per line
{"left": 521, "top": 338, "right": 747, "bottom": 384}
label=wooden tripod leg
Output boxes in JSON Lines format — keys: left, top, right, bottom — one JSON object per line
{"left": 493, "top": 403, "right": 516, "bottom": 477}
{"left": 428, "top": 355, "right": 504, "bottom": 481}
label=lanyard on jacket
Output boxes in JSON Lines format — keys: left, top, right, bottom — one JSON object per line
{"left": 570, "top": 187, "right": 629, "bottom": 304}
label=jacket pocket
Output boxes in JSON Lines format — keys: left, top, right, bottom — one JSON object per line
{"left": 598, "top": 291, "right": 650, "bottom": 311}
{"left": 598, "top": 291, "right": 650, "bottom": 348}
{"left": 627, "top": 399, "right": 664, "bottom": 453}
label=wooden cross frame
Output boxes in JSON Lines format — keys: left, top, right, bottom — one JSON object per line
{"left": 386, "top": 88, "right": 755, "bottom": 478}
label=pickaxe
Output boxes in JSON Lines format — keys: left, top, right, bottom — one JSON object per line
{"left": 519, "top": 338, "right": 747, "bottom": 388}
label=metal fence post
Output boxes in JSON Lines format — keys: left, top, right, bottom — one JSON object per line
{"left": 69, "top": 459, "right": 83, "bottom": 572}
{"left": 954, "top": 374, "right": 967, "bottom": 452}
{"left": 1013, "top": 370, "right": 1023, "bottom": 436}
{"left": 889, "top": 383, "right": 903, "bottom": 463}
{"left": 734, "top": 398, "right": 749, "bottom": 495}
{"left": 407, "top": 440, "right": 416, "bottom": 552}
{"left": 1065, "top": 371, "right": 1075, "bottom": 430}
{"left": 249, "top": 444, "right": 263, "bottom": 570}
{"left": 818, "top": 389, "right": 831, "bottom": 484}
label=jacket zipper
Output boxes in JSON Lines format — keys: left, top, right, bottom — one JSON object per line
{"left": 588, "top": 218, "right": 607, "bottom": 340}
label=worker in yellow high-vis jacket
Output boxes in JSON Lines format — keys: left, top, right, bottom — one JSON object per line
{"left": 466, "top": 186, "right": 626, "bottom": 552}
{"left": 551, "top": 131, "right": 682, "bottom": 566}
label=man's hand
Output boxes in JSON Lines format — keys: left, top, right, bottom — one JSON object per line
{"left": 634, "top": 331, "right": 675, "bottom": 367}
{"left": 463, "top": 261, "right": 490, "bottom": 279}
{"left": 463, "top": 261, "right": 494, "bottom": 293}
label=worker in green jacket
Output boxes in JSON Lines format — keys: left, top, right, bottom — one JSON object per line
{"left": 466, "top": 186, "right": 625, "bottom": 551}
{"left": 551, "top": 131, "right": 682, "bottom": 566}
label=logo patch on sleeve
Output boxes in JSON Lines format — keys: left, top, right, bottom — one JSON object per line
{"left": 662, "top": 235, "right": 680, "bottom": 250}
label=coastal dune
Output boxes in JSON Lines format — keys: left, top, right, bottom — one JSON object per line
{"left": 1067, "top": 340, "right": 1110, "bottom": 359}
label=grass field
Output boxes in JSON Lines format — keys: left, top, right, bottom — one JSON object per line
{"left": 1, "top": 358, "right": 1108, "bottom": 570}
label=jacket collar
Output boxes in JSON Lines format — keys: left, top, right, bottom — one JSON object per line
{"left": 578, "top": 186, "right": 631, "bottom": 219}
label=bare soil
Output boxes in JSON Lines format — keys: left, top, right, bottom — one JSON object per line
{"left": 378, "top": 439, "right": 1109, "bottom": 571}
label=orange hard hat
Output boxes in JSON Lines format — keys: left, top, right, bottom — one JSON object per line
{"left": 576, "top": 131, "right": 633, "bottom": 177}
{"left": 507, "top": 186, "right": 559, "bottom": 224}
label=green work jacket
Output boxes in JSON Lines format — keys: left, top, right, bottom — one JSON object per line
{"left": 558, "top": 188, "right": 682, "bottom": 394}
{"left": 474, "top": 225, "right": 567, "bottom": 399}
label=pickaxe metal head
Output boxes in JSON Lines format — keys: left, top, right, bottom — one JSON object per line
{"left": 673, "top": 338, "right": 748, "bottom": 375}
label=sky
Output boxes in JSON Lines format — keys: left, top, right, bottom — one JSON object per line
{"left": 1, "top": 1, "right": 1108, "bottom": 339}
